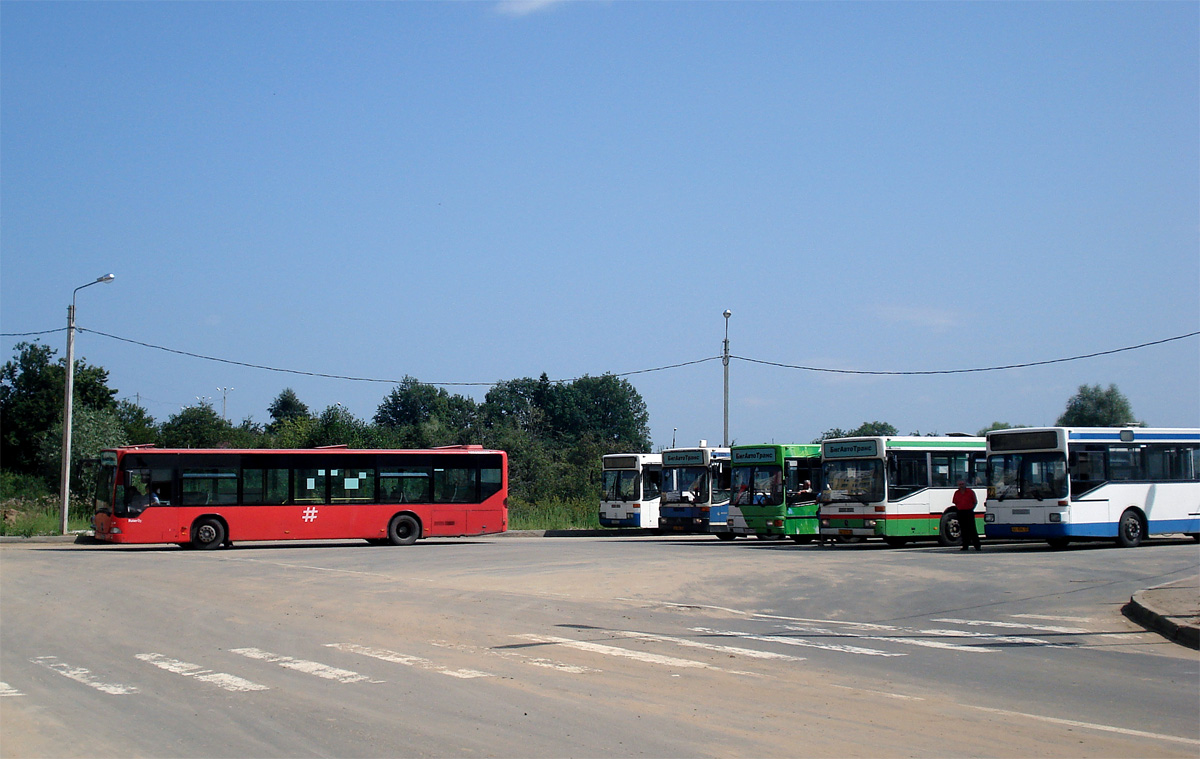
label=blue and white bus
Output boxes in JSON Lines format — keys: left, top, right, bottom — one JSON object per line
{"left": 600, "top": 453, "right": 662, "bottom": 529}
{"left": 659, "top": 444, "right": 733, "bottom": 538}
{"left": 985, "top": 427, "right": 1200, "bottom": 548}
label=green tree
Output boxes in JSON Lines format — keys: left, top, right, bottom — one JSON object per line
{"left": 37, "top": 405, "right": 128, "bottom": 493}
{"left": 0, "top": 342, "right": 118, "bottom": 476}
{"left": 116, "top": 400, "right": 158, "bottom": 445}
{"left": 159, "top": 402, "right": 234, "bottom": 448}
{"left": 374, "top": 377, "right": 478, "bottom": 447}
{"left": 267, "top": 388, "right": 310, "bottom": 431}
{"left": 308, "top": 404, "right": 376, "bottom": 448}
{"left": 1056, "top": 384, "right": 1140, "bottom": 427}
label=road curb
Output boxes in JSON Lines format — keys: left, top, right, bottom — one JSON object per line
{"left": 1122, "top": 579, "right": 1200, "bottom": 650}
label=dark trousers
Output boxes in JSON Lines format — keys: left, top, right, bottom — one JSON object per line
{"left": 957, "top": 509, "right": 981, "bottom": 550}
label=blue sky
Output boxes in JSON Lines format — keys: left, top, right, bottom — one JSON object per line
{"left": 2, "top": 1, "right": 1197, "bottom": 449}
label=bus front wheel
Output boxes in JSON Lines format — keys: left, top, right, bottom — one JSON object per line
{"left": 937, "top": 512, "right": 961, "bottom": 547}
{"left": 1116, "top": 510, "right": 1144, "bottom": 548}
{"left": 387, "top": 514, "right": 421, "bottom": 546}
{"left": 191, "top": 518, "right": 225, "bottom": 550}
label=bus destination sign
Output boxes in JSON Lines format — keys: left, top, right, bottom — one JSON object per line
{"left": 823, "top": 440, "right": 879, "bottom": 459}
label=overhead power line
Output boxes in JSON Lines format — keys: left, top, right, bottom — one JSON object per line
{"left": 732, "top": 331, "right": 1200, "bottom": 376}
{"left": 3, "top": 325, "right": 1196, "bottom": 387}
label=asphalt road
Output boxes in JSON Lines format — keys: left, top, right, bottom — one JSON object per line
{"left": 2, "top": 534, "right": 1197, "bottom": 758}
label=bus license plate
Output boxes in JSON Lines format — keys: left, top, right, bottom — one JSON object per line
{"left": 1012, "top": 526, "right": 1029, "bottom": 533}
{"left": 839, "top": 529, "right": 853, "bottom": 536}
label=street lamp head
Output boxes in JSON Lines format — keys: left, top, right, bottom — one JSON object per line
{"left": 723, "top": 309, "right": 732, "bottom": 319}
{"left": 97, "top": 273, "right": 116, "bottom": 284}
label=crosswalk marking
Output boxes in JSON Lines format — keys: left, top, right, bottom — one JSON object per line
{"left": 431, "top": 640, "right": 603, "bottom": 674}
{"left": 1010, "top": 614, "right": 1092, "bottom": 623}
{"left": 608, "top": 629, "right": 806, "bottom": 661}
{"left": 779, "top": 624, "right": 998, "bottom": 653}
{"left": 933, "top": 618, "right": 1089, "bottom": 634}
{"left": 325, "top": 643, "right": 492, "bottom": 679}
{"left": 513, "top": 634, "right": 758, "bottom": 675}
{"left": 695, "top": 627, "right": 907, "bottom": 657}
{"left": 31, "top": 656, "right": 138, "bottom": 695}
{"left": 918, "top": 629, "right": 1064, "bottom": 647}
{"left": 0, "top": 682, "right": 24, "bottom": 697}
{"left": 135, "top": 653, "right": 269, "bottom": 692}
{"left": 229, "top": 648, "right": 381, "bottom": 683}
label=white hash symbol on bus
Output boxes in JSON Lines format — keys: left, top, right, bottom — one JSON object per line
{"left": 302, "top": 507, "right": 319, "bottom": 522}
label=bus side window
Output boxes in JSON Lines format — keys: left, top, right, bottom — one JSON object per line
{"left": 1070, "top": 448, "right": 1106, "bottom": 495}
{"left": 889, "top": 453, "right": 928, "bottom": 500}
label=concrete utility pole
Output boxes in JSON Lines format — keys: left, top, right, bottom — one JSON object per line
{"left": 60, "top": 274, "right": 115, "bottom": 534}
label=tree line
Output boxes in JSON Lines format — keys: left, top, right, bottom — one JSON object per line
{"left": 0, "top": 342, "right": 650, "bottom": 505}
{"left": 1, "top": 340, "right": 1142, "bottom": 504}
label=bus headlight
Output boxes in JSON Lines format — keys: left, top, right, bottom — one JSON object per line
{"left": 1049, "top": 513, "right": 1062, "bottom": 523}
{"left": 820, "top": 519, "right": 830, "bottom": 527}
{"left": 863, "top": 519, "right": 877, "bottom": 529}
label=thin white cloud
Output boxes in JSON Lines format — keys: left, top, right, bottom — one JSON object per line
{"left": 495, "top": 0, "right": 567, "bottom": 17}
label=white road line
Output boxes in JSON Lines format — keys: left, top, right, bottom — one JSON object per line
{"left": 780, "top": 624, "right": 998, "bottom": 653}
{"left": 430, "top": 640, "right": 602, "bottom": 674}
{"left": 693, "top": 627, "right": 905, "bottom": 657}
{"left": 135, "top": 653, "right": 268, "bottom": 692}
{"left": 1010, "top": 614, "right": 1093, "bottom": 623}
{"left": 933, "top": 618, "right": 1089, "bottom": 634}
{"left": 326, "top": 643, "right": 492, "bottom": 679}
{"left": 966, "top": 704, "right": 1200, "bottom": 747}
{"left": 918, "top": 629, "right": 1063, "bottom": 647}
{"left": 0, "top": 682, "right": 24, "bottom": 697}
{"left": 608, "top": 629, "right": 806, "bottom": 661}
{"left": 31, "top": 656, "right": 138, "bottom": 695}
{"left": 514, "top": 634, "right": 758, "bottom": 675}
{"left": 755, "top": 614, "right": 902, "bottom": 632}
{"left": 229, "top": 648, "right": 381, "bottom": 683}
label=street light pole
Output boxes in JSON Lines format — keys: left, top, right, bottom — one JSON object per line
{"left": 60, "top": 274, "right": 115, "bottom": 534}
{"left": 217, "top": 387, "right": 234, "bottom": 422}
{"left": 722, "top": 309, "right": 732, "bottom": 448}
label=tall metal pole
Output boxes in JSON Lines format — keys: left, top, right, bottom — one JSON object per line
{"left": 60, "top": 274, "right": 115, "bottom": 535}
{"left": 722, "top": 309, "right": 731, "bottom": 447}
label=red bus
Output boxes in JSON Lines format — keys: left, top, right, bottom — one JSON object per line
{"left": 92, "top": 445, "right": 507, "bottom": 548}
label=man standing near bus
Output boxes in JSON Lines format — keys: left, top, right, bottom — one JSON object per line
{"left": 953, "top": 480, "right": 981, "bottom": 551}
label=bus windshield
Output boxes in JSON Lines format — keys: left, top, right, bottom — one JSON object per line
{"left": 988, "top": 452, "right": 1068, "bottom": 500}
{"left": 732, "top": 466, "right": 783, "bottom": 506}
{"left": 822, "top": 459, "right": 884, "bottom": 504}
{"left": 601, "top": 470, "right": 639, "bottom": 501}
{"left": 661, "top": 466, "right": 709, "bottom": 504}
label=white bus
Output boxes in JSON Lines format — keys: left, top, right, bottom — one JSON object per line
{"left": 659, "top": 444, "right": 734, "bottom": 538}
{"left": 819, "top": 436, "right": 987, "bottom": 547}
{"left": 985, "top": 427, "right": 1200, "bottom": 548}
{"left": 599, "top": 453, "right": 662, "bottom": 529}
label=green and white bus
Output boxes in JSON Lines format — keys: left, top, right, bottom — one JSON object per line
{"left": 731, "top": 444, "right": 823, "bottom": 542}
{"left": 819, "top": 436, "right": 987, "bottom": 547}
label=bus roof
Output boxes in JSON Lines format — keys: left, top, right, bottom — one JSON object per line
{"left": 103, "top": 445, "right": 505, "bottom": 457}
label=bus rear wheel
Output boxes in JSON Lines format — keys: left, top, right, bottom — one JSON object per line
{"left": 1116, "top": 509, "right": 1144, "bottom": 548}
{"left": 937, "top": 512, "right": 961, "bottom": 547}
{"left": 191, "top": 518, "right": 225, "bottom": 550}
{"left": 387, "top": 514, "right": 421, "bottom": 546}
